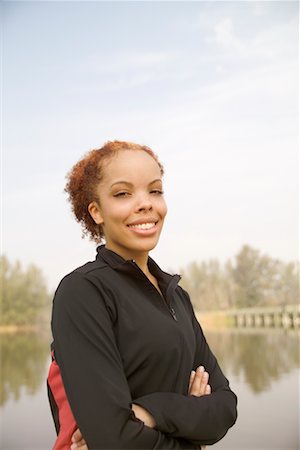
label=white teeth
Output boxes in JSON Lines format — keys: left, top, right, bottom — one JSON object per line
{"left": 129, "top": 222, "right": 156, "bottom": 230}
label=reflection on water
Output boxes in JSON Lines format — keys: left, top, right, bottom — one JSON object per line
{"left": 0, "top": 330, "right": 300, "bottom": 405}
{"left": 205, "top": 328, "right": 300, "bottom": 393}
{"left": 1, "top": 329, "right": 299, "bottom": 405}
{"left": 0, "top": 332, "right": 50, "bottom": 406}
{"left": 1, "top": 329, "right": 299, "bottom": 449}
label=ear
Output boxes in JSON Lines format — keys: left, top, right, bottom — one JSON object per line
{"left": 88, "top": 201, "right": 104, "bottom": 225}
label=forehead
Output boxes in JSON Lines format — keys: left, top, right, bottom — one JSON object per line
{"left": 101, "top": 150, "right": 162, "bottom": 183}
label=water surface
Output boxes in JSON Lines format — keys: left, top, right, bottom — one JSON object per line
{"left": 1, "top": 328, "right": 299, "bottom": 449}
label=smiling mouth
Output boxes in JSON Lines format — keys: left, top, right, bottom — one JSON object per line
{"left": 127, "top": 222, "right": 157, "bottom": 230}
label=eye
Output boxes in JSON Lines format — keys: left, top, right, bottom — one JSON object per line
{"left": 114, "top": 191, "right": 131, "bottom": 197}
{"left": 150, "top": 189, "right": 164, "bottom": 195}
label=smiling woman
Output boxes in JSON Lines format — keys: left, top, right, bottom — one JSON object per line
{"left": 64, "top": 141, "right": 164, "bottom": 244}
{"left": 47, "top": 140, "right": 237, "bottom": 450}
{"left": 87, "top": 149, "right": 167, "bottom": 268}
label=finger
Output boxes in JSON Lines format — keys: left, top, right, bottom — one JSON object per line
{"left": 205, "top": 384, "right": 211, "bottom": 395}
{"left": 72, "top": 429, "right": 83, "bottom": 443}
{"left": 189, "top": 366, "right": 204, "bottom": 396}
{"left": 199, "top": 371, "right": 209, "bottom": 396}
{"left": 189, "top": 370, "right": 196, "bottom": 391}
{"left": 190, "top": 367, "right": 210, "bottom": 397}
{"left": 189, "top": 366, "right": 202, "bottom": 395}
{"left": 71, "top": 443, "right": 88, "bottom": 450}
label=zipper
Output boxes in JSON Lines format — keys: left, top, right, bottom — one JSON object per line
{"left": 130, "top": 260, "right": 178, "bottom": 321}
{"left": 169, "top": 307, "right": 178, "bottom": 321}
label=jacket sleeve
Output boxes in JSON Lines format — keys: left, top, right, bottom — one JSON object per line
{"left": 133, "top": 290, "right": 238, "bottom": 446}
{"left": 51, "top": 272, "right": 195, "bottom": 450}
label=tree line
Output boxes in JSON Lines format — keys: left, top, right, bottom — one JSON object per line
{"left": 0, "top": 255, "right": 50, "bottom": 326}
{"left": 0, "top": 245, "right": 299, "bottom": 326}
{"left": 179, "top": 245, "right": 299, "bottom": 311}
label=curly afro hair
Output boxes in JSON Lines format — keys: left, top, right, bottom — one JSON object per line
{"left": 64, "top": 140, "right": 164, "bottom": 243}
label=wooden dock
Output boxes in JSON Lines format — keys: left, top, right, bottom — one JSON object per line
{"left": 197, "top": 304, "right": 300, "bottom": 329}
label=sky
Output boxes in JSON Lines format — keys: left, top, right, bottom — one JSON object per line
{"left": 2, "top": 1, "right": 299, "bottom": 290}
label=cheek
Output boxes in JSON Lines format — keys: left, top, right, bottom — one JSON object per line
{"left": 159, "top": 198, "right": 168, "bottom": 219}
{"left": 107, "top": 202, "right": 132, "bottom": 222}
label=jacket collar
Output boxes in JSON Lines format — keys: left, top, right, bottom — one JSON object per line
{"left": 96, "top": 244, "right": 131, "bottom": 269}
{"left": 96, "top": 245, "right": 181, "bottom": 296}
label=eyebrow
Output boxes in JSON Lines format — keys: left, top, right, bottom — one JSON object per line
{"left": 110, "top": 179, "right": 162, "bottom": 188}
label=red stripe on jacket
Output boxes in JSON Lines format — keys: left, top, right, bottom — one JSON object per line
{"left": 47, "top": 352, "right": 78, "bottom": 450}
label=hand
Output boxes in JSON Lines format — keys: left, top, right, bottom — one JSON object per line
{"left": 189, "top": 365, "right": 211, "bottom": 397}
{"left": 189, "top": 366, "right": 211, "bottom": 450}
{"left": 131, "top": 403, "right": 156, "bottom": 428}
{"left": 71, "top": 428, "right": 88, "bottom": 450}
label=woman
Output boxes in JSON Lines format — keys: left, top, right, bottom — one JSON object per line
{"left": 48, "top": 141, "right": 237, "bottom": 450}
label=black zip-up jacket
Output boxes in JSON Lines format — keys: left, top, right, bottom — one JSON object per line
{"left": 51, "top": 245, "right": 237, "bottom": 449}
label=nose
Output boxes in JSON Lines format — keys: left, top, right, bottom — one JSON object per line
{"left": 136, "top": 193, "right": 153, "bottom": 212}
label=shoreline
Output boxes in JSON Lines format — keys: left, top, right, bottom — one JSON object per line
{"left": 0, "top": 323, "right": 51, "bottom": 335}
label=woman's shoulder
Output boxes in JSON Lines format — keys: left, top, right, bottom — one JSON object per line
{"left": 55, "top": 258, "right": 108, "bottom": 292}
{"left": 175, "top": 284, "right": 198, "bottom": 314}
{"left": 176, "top": 283, "right": 191, "bottom": 301}
{"left": 53, "top": 258, "right": 119, "bottom": 317}
{"left": 73, "top": 258, "right": 107, "bottom": 276}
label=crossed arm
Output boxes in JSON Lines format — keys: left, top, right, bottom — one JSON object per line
{"left": 71, "top": 366, "right": 211, "bottom": 450}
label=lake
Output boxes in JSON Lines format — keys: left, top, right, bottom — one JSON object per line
{"left": 1, "top": 328, "right": 299, "bottom": 449}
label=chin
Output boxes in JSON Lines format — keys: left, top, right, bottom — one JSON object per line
{"left": 136, "top": 240, "right": 160, "bottom": 253}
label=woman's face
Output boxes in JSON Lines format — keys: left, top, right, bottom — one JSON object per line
{"left": 89, "top": 150, "right": 167, "bottom": 261}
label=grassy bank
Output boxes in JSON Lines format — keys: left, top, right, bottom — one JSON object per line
{"left": 196, "top": 310, "right": 233, "bottom": 330}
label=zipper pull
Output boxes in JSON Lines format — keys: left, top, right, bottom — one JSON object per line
{"left": 169, "top": 307, "right": 178, "bottom": 321}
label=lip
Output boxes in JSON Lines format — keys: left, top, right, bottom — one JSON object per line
{"left": 126, "top": 218, "right": 159, "bottom": 236}
{"left": 127, "top": 218, "right": 158, "bottom": 226}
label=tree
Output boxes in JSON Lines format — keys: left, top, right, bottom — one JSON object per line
{"left": 180, "top": 245, "right": 299, "bottom": 310}
{"left": 0, "top": 255, "right": 50, "bottom": 326}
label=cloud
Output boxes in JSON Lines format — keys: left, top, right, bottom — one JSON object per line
{"left": 86, "top": 50, "right": 178, "bottom": 74}
{"left": 250, "top": 16, "right": 298, "bottom": 59}
{"left": 206, "top": 17, "right": 246, "bottom": 54}
{"left": 205, "top": 13, "right": 297, "bottom": 62}
{"left": 60, "top": 49, "right": 182, "bottom": 93}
